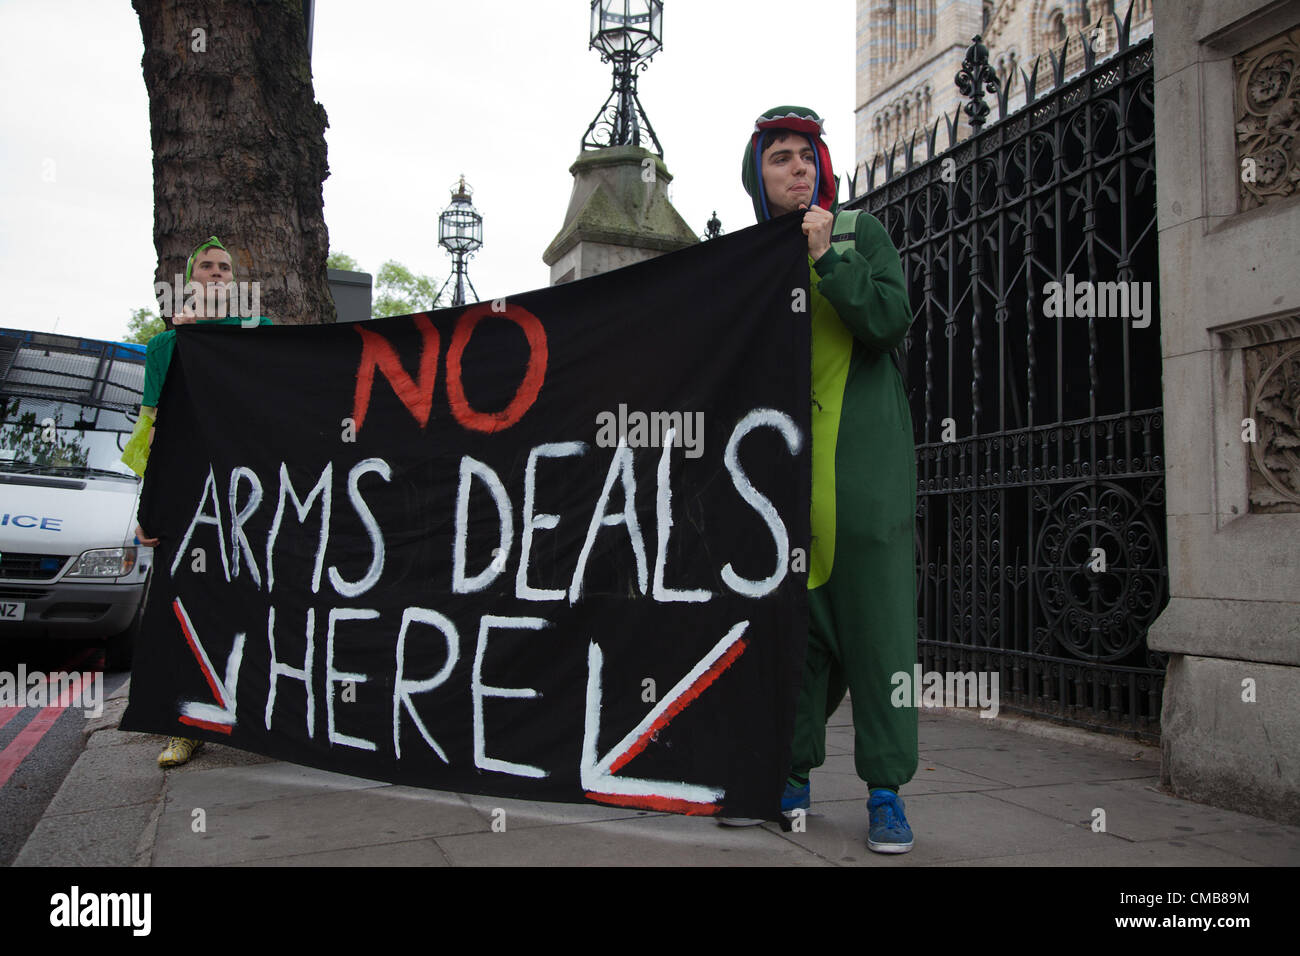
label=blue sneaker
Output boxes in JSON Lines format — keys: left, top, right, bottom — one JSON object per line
{"left": 867, "top": 788, "right": 913, "bottom": 854}
{"left": 781, "top": 780, "right": 810, "bottom": 817}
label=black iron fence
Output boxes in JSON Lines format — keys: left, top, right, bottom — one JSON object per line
{"left": 847, "top": 15, "right": 1165, "bottom": 740}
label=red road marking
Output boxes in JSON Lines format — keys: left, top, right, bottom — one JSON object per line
{"left": 0, "top": 648, "right": 97, "bottom": 789}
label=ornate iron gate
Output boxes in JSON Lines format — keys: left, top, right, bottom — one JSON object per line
{"left": 848, "top": 19, "right": 1165, "bottom": 740}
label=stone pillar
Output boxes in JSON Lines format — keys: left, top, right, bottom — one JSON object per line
{"left": 543, "top": 145, "right": 698, "bottom": 285}
{"left": 1147, "top": 0, "right": 1300, "bottom": 824}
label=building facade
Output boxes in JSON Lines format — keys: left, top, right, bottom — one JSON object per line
{"left": 856, "top": 0, "right": 1154, "bottom": 176}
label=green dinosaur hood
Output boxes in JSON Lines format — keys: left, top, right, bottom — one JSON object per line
{"left": 184, "top": 235, "right": 233, "bottom": 286}
{"left": 740, "top": 105, "right": 839, "bottom": 222}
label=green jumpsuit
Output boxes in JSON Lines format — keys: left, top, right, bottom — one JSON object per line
{"left": 742, "top": 107, "right": 918, "bottom": 790}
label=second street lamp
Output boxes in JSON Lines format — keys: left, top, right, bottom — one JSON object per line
{"left": 437, "top": 175, "right": 482, "bottom": 307}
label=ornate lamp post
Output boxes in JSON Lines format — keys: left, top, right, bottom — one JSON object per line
{"left": 582, "top": 0, "right": 664, "bottom": 156}
{"left": 437, "top": 175, "right": 482, "bottom": 307}
{"left": 702, "top": 211, "right": 724, "bottom": 241}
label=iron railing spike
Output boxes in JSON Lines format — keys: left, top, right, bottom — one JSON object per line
{"left": 1117, "top": 0, "right": 1134, "bottom": 51}
{"left": 1025, "top": 55, "right": 1041, "bottom": 103}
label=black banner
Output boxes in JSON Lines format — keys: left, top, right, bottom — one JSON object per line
{"left": 122, "top": 213, "right": 811, "bottom": 820}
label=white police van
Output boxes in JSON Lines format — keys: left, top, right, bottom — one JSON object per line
{"left": 0, "top": 327, "right": 152, "bottom": 669}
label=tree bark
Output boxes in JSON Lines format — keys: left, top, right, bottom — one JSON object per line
{"left": 134, "top": 0, "right": 335, "bottom": 325}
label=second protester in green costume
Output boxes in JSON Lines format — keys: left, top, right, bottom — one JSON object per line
{"left": 733, "top": 106, "right": 919, "bottom": 853}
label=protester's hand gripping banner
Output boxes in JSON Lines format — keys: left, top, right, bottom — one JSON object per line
{"left": 122, "top": 214, "right": 811, "bottom": 821}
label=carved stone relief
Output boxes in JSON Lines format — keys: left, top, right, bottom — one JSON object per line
{"left": 1235, "top": 26, "right": 1300, "bottom": 211}
{"left": 1245, "top": 335, "right": 1300, "bottom": 512}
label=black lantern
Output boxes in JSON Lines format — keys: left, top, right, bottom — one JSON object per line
{"left": 437, "top": 175, "right": 482, "bottom": 307}
{"left": 590, "top": 0, "right": 661, "bottom": 59}
{"left": 582, "top": 0, "right": 665, "bottom": 156}
{"left": 702, "top": 210, "right": 724, "bottom": 241}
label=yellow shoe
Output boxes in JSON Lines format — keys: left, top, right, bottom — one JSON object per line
{"left": 158, "top": 737, "right": 204, "bottom": 767}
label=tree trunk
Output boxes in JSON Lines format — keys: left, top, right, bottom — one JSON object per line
{"left": 134, "top": 0, "right": 335, "bottom": 325}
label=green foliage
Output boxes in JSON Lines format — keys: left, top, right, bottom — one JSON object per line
{"left": 373, "top": 260, "right": 442, "bottom": 318}
{"left": 329, "top": 251, "right": 443, "bottom": 318}
{"left": 326, "top": 251, "right": 360, "bottom": 271}
{"left": 123, "top": 307, "right": 165, "bottom": 344}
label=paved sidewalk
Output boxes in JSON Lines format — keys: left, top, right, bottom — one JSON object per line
{"left": 15, "top": 679, "right": 1300, "bottom": 866}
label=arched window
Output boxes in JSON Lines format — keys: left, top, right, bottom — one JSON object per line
{"left": 982, "top": 0, "right": 993, "bottom": 32}
{"left": 1048, "top": 7, "right": 1067, "bottom": 45}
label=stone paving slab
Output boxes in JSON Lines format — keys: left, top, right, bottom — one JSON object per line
{"left": 434, "top": 812, "right": 830, "bottom": 866}
{"left": 936, "top": 839, "right": 1266, "bottom": 867}
{"left": 225, "top": 837, "right": 451, "bottom": 867}
{"left": 153, "top": 784, "right": 489, "bottom": 866}
{"left": 925, "top": 740, "right": 1159, "bottom": 788}
{"left": 16, "top": 697, "right": 1293, "bottom": 867}
{"left": 775, "top": 789, "right": 1101, "bottom": 866}
{"left": 1182, "top": 824, "right": 1300, "bottom": 866}
{"left": 984, "top": 775, "right": 1273, "bottom": 842}
{"left": 159, "top": 761, "right": 388, "bottom": 810}
{"left": 457, "top": 791, "right": 665, "bottom": 830}
{"left": 920, "top": 713, "right": 1077, "bottom": 750}
{"left": 86, "top": 728, "right": 159, "bottom": 749}
{"left": 14, "top": 802, "right": 157, "bottom": 867}
{"left": 807, "top": 763, "right": 999, "bottom": 802}
{"left": 156, "top": 739, "right": 276, "bottom": 774}
{"left": 41, "top": 738, "right": 164, "bottom": 816}
{"left": 906, "top": 756, "right": 1019, "bottom": 795}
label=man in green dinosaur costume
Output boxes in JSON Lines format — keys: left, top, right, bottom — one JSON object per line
{"left": 123, "top": 235, "right": 272, "bottom": 769}
{"left": 736, "top": 106, "right": 919, "bottom": 852}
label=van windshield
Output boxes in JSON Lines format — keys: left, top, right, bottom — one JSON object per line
{"left": 0, "top": 395, "right": 139, "bottom": 481}
{"left": 0, "top": 330, "right": 145, "bottom": 483}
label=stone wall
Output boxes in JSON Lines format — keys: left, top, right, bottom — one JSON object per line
{"left": 1147, "top": 0, "right": 1300, "bottom": 824}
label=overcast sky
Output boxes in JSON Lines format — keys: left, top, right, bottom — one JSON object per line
{"left": 0, "top": 0, "right": 855, "bottom": 341}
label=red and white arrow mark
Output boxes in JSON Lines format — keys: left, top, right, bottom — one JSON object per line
{"left": 173, "top": 597, "right": 243, "bottom": 735}
{"left": 581, "top": 620, "right": 749, "bottom": 814}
